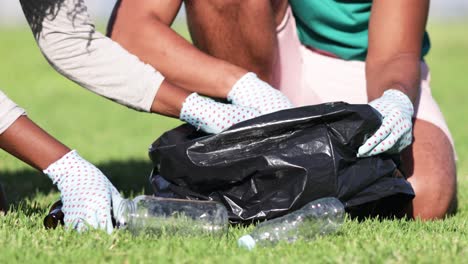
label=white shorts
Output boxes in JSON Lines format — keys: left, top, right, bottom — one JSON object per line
{"left": 272, "top": 7, "right": 454, "bottom": 146}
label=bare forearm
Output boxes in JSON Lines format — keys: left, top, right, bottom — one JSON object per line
{"left": 0, "top": 91, "right": 69, "bottom": 171}
{"left": 109, "top": 0, "right": 247, "bottom": 98}
{"left": 150, "top": 81, "right": 190, "bottom": 117}
{"left": 366, "top": 54, "right": 420, "bottom": 104}
{"left": 366, "top": 0, "right": 429, "bottom": 105}
{"left": 0, "top": 116, "right": 70, "bottom": 171}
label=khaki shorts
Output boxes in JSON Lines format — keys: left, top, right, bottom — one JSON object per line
{"left": 273, "top": 7, "right": 454, "bottom": 146}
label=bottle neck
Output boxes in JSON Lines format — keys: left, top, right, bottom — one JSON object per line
{"left": 115, "top": 198, "right": 136, "bottom": 228}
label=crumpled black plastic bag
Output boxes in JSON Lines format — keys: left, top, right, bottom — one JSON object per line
{"left": 149, "top": 102, "right": 414, "bottom": 223}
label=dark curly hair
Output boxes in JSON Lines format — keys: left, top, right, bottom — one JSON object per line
{"left": 19, "top": 0, "right": 88, "bottom": 39}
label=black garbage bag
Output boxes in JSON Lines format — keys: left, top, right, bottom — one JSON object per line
{"left": 149, "top": 102, "right": 414, "bottom": 223}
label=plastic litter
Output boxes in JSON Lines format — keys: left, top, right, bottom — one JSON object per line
{"left": 149, "top": 102, "right": 415, "bottom": 223}
{"left": 116, "top": 195, "right": 229, "bottom": 236}
{"left": 238, "top": 197, "right": 344, "bottom": 250}
{"left": 44, "top": 195, "right": 229, "bottom": 237}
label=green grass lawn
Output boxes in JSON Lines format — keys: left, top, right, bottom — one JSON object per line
{"left": 0, "top": 21, "right": 467, "bottom": 263}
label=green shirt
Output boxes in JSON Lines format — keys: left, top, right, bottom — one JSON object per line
{"left": 289, "top": 0, "right": 430, "bottom": 61}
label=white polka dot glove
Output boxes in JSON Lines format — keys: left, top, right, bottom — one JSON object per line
{"left": 180, "top": 93, "right": 261, "bottom": 134}
{"left": 44, "top": 150, "right": 123, "bottom": 234}
{"left": 358, "top": 89, "right": 414, "bottom": 157}
{"left": 227, "top": 72, "right": 294, "bottom": 114}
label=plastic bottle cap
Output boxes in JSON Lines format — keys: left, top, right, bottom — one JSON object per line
{"left": 238, "top": 235, "right": 256, "bottom": 250}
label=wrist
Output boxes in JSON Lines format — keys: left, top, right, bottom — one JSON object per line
{"left": 179, "top": 93, "right": 205, "bottom": 127}
{"left": 43, "top": 149, "right": 79, "bottom": 185}
{"left": 227, "top": 72, "right": 258, "bottom": 103}
{"left": 386, "top": 83, "right": 417, "bottom": 104}
{"left": 218, "top": 66, "right": 248, "bottom": 98}
{"left": 151, "top": 80, "right": 189, "bottom": 117}
{"left": 371, "top": 89, "right": 414, "bottom": 116}
{"left": 370, "top": 85, "right": 416, "bottom": 106}
{"left": 384, "top": 89, "right": 414, "bottom": 108}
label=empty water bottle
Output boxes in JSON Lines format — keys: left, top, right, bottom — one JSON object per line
{"left": 116, "top": 195, "right": 229, "bottom": 236}
{"left": 238, "top": 197, "right": 345, "bottom": 250}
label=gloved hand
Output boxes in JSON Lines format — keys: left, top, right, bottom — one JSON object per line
{"left": 358, "top": 89, "right": 414, "bottom": 157}
{"left": 227, "top": 72, "right": 294, "bottom": 114}
{"left": 180, "top": 93, "right": 260, "bottom": 134}
{"left": 44, "top": 150, "right": 123, "bottom": 234}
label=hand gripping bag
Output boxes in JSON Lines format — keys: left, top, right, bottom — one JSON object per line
{"left": 149, "top": 102, "right": 414, "bottom": 223}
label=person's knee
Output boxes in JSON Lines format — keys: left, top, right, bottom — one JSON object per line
{"left": 402, "top": 119, "right": 457, "bottom": 220}
{"left": 408, "top": 174, "right": 457, "bottom": 220}
{"left": 402, "top": 119, "right": 458, "bottom": 220}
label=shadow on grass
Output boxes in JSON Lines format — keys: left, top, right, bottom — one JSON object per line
{"left": 0, "top": 159, "right": 155, "bottom": 207}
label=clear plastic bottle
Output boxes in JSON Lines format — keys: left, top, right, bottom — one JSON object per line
{"left": 238, "top": 197, "right": 345, "bottom": 250}
{"left": 116, "top": 195, "right": 229, "bottom": 237}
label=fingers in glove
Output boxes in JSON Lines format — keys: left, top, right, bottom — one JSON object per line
{"left": 71, "top": 218, "right": 87, "bottom": 233}
{"left": 100, "top": 210, "right": 114, "bottom": 234}
{"left": 381, "top": 115, "right": 413, "bottom": 154}
{"left": 228, "top": 72, "right": 294, "bottom": 114}
{"left": 180, "top": 93, "right": 260, "bottom": 134}
{"left": 372, "top": 134, "right": 400, "bottom": 156}
{"left": 394, "top": 128, "right": 413, "bottom": 153}
{"left": 359, "top": 119, "right": 412, "bottom": 157}
{"left": 110, "top": 185, "right": 124, "bottom": 226}
{"left": 45, "top": 150, "right": 120, "bottom": 234}
{"left": 358, "top": 108, "right": 412, "bottom": 156}
{"left": 358, "top": 118, "right": 395, "bottom": 157}
{"left": 65, "top": 213, "right": 94, "bottom": 233}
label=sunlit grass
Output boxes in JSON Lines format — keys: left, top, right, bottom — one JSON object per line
{"left": 0, "top": 21, "right": 466, "bottom": 263}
